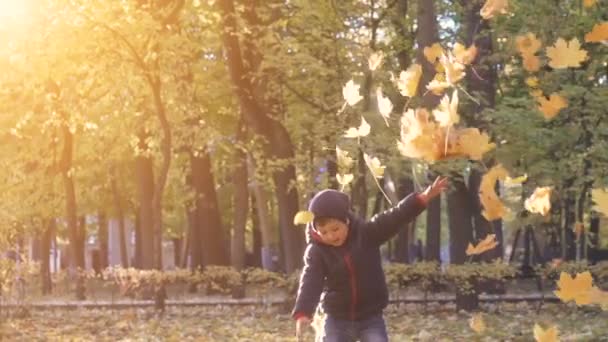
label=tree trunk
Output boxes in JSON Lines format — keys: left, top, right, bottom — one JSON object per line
{"left": 98, "top": 211, "right": 108, "bottom": 270}
{"left": 191, "top": 149, "right": 228, "bottom": 266}
{"left": 250, "top": 194, "right": 262, "bottom": 268}
{"left": 187, "top": 207, "right": 203, "bottom": 271}
{"left": 135, "top": 140, "right": 155, "bottom": 269}
{"left": 352, "top": 150, "right": 368, "bottom": 218}
{"left": 425, "top": 195, "right": 441, "bottom": 263}
{"left": 416, "top": 0, "right": 440, "bottom": 108}
{"left": 40, "top": 219, "right": 55, "bottom": 295}
{"left": 249, "top": 167, "right": 277, "bottom": 271}
{"left": 172, "top": 238, "right": 182, "bottom": 267}
{"left": 231, "top": 126, "right": 248, "bottom": 270}
{"left": 134, "top": 211, "right": 142, "bottom": 268}
{"left": 217, "top": 0, "right": 304, "bottom": 273}
{"left": 448, "top": 178, "right": 474, "bottom": 264}
{"left": 111, "top": 177, "right": 129, "bottom": 268}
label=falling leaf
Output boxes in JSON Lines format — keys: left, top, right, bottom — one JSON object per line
{"left": 466, "top": 234, "right": 499, "bottom": 256}
{"left": 522, "top": 54, "right": 541, "bottom": 72}
{"left": 525, "top": 77, "right": 539, "bottom": 88}
{"left": 364, "top": 153, "right": 386, "bottom": 178}
{"left": 591, "top": 188, "right": 608, "bottom": 217}
{"left": 516, "top": 33, "right": 542, "bottom": 55}
{"left": 453, "top": 43, "right": 478, "bottom": 65}
{"left": 554, "top": 271, "right": 593, "bottom": 305}
{"left": 546, "top": 38, "right": 588, "bottom": 69}
{"left": 584, "top": 0, "right": 597, "bottom": 7}
{"left": 426, "top": 74, "right": 450, "bottom": 95}
{"left": 336, "top": 173, "right": 354, "bottom": 186}
{"left": 454, "top": 128, "right": 496, "bottom": 160}
{"left": 368, "top": 51, "right": 384, "bottom": 71}
{"left": 525, "top": 187, "right": 552, "bottom": 216}
{"left": 479, "top": 165, "right": 509, "bottom": 221}
{"left": 533, "top": 324, "right": 559, "bottom": 342}
{"left": 376, "top": 87, "right": 393, "bottom": 126}
{"left": 432, "top": 91, "right": 460, "bottom": 127}
{"left": 537, "top": 94, "right": 568, "bottom": 119}
{"left": 344, "top": 116, "right": 371, "bottom": 138}
{"left": 398, "top": 64, "right": 422, "bottom": 97}
{"left": 293, "top": 211, "right": 314, "bottom": 225}
{"left": 440, "top": 53, "right": 466, "bottom": 85}
{"left": 585, "top": 22, "right": 608, "bottom": 43}
{"left": 469, "top": 313, "right": 486, "bottom": 333}
{"left": 480, "top": 0, "right": 509, "bottom": 19}
{"left": 336, "top": 146, "right": 354, "bottom": 170}
{"left": 343, "top": 80, "right": 363, "bottom": 106}
{"left": 505, "top": 174, "right": 528, "bottom": 186}
{"left": 397, "top": 108, "right": 443, "bottom": 162}
{"left": 424, "top": 43, "right": 444, "bottom": 64}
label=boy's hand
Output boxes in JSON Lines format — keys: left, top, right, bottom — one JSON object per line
{"left": 419, "top": 176, "right": 448, "bottom": 204}
{"left": 295, "top": 316, "right": 311, "bottom": 341}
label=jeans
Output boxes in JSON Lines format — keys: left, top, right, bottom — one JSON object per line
{"left": 316, "top": 313, "right": 389, "bottom": 342}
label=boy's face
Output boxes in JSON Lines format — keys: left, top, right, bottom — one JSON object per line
{"left": 315, "top": 218, "right": 348, "bottom": 247}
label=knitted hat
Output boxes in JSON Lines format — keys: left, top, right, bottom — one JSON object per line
{"left": 308, "top": 189, "right": 351, "bottom": 227}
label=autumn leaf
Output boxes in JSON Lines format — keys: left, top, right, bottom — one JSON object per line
{"left": 585, "top": 22, "right": 608, "bottom": 43}
{"left": 537, "top": 94, "right": 568, "bottom": 119}
{"left": 343, "top": 80, "right": 363, "bottom": 106}
{"left": 364, "top": 153, "right": 386, "bottom": 178}
{"left": 398, "top": 64, "right": 422, "bottom": 97}
{"left": 433, "top": 91, "right": 460, "bottom": 127}
{"left": 469, "top": 313, "right": 486, "bottom": 333}
{"left": 516, "top": 33, "right": 542, "bottom": 55}
{"left": 591, "top": 188, "right": 608, "bottom": 217}
{"left": 480, "top": 0, "right": 509, "bottom": 19}
{"left": 546, "top": 38, "right": 588, "bottom": 69}
{"left": 479, "top": 165, "right": 509, "bottom": 221}
{"left": 525, "top": 187, "right": 552, "bottom": 216}
{"left": 533, "top": 324, "right": 559, "bottom": 342}
{"left": 440, "top": 53, "right": 466, "bottom": 85}
{"left": 368, "top": 51, "right": 384, "bottom": 71}
{"left": 336, "top": 146, "right": 354, "bottom": 170}
{"left": 522, "top": 54, "right": 541, "bottom": 72}
{"left": 426, "top": 73, "right": 450, "bottom": 96}
{"left": 293, "top": 211, "right": 314, "bottom": 225}
{"left": 453, "top": 43, "right": 478, "bottom": 65}
{"left": 505, "top": 174, "right": 528, "bottom": 186}
{"left": 376, "top": 87, "right": 393, "bottom": 126}
{"left": 336, "top": 173, "right": 354, "bottom": 186}
{"left": 424, "top": 43, "right": 444, "bottom": 64}
{"left": 466, "top": 234, "right": 499, "bottom": 256}
{"left": 344, "top": 116, "right": 371, "bottom": 138}
{"left": 454, "top": 128, "right": 496, "bottom": 161}
{"left": 554, "top": 271, "right": 594, "bottom": 305}
{"left": 397, "top": 108, "right": 444, "bottom": 162}
{"left": 525, "top": 77, "right": 539, "bottom": 88}
{"left": 584, "top": 0, "right": 597, "bottom": 7}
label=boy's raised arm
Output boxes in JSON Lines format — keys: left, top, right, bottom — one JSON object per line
{"left": 292, "top": 244, "right": 325, "bottom": 320}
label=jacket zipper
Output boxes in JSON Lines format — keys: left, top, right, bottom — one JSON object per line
{"left": 343, "top": 252, "right": 358, "bottom": 320}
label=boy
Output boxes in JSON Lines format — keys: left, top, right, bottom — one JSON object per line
{"left": 293, "top": 177, "right": 447, "bottom": 341}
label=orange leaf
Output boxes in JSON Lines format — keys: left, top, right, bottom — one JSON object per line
{"left": 525, "top": 187, "right": 552, "bottom": 216}
{"left": 479, "top": 165, "right": 509, "bottom": 221}
{"left": 546, "top": 38, "right": 588, "bottom": 69}
{"left": 585, "top": 22, "right": 608, "bottom": 43}
{"left": 584, "top": 0, "right": 597, "bottom": 7}
{"left": 424, "top": 43, "right": 444, "bottom": 64}
{"left": 533, "top": 324, "right": 559, "bottom": 342}
{"left": 554, "top": 271, "right": 594, "bottom": 305}
{"left": 466, "top": 234, "right": 499, "bottom": 256}
{"left": 480, "top": 0, "right": 509, "bottom": 19}
{"left": 453, "top": 128, "right": 496, "bottom": 161}
{"left": 537, "top": 94, "right": 568, "bottom": 119}
{"left": 453, "top": 43, "right": 478, "bottom": 65}
{"left": 522, "top": 53, "right": 541, "bottom": 72}
{"left": 516, "top": 33, "right": 542, "bottom": 55}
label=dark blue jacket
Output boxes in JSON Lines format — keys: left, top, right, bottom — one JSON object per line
{"left": 292, "top": 193, "right": 426, "bottom": 321}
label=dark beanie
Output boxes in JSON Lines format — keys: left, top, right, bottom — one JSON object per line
{"left": 308, "top": 189, "right": 351, "bottom": 226}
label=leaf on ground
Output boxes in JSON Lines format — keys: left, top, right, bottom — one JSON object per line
{"left": 469, "top": 313, "right": 486, "bottom": 333}
{"left": 533, "top": 323, "right": 559, "bottom": 342}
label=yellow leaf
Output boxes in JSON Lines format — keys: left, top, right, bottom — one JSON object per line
{"left": 364, "top": 153, "right": 386, "bottom": 178}
{"left": 432, "top": 91, "right": 460, "bottom": 127}
{"left": 466, "top": 234, "right": 499, "bottom": 256}
{"left": 585, "top": 22, "right": 608, "bottom": 43}
{"left": 584, "top": 0, "right": 597, "bottom": 7}
{"left": 516, "top": 33, "right": 542, "bottom": 55}
{"left": 479, "top": 165, "right": 509, "bottom": 221}
{"left": 376, "top": 87, "right": 393, "bottom": 126}
{"left": 525, "top": 187, "right": 552, "bottom": 216}
{"left": 533, "top": 324, "right": 559, "bottom": 342}
{"left": 423, "top": 43, "right": 444, "bottom": 64}
{"left": 480, "top": 0, "right": 509, "bottom": 19}
{"left": 336, "top": 146, "right": 354, "bottom": 170}
{"left": 591, "top": 188, "right": 608, "bottom": 217}
{"left": 398, "top": 64, "right": 422, "bottom": 97}
{"left": 294, "top": 211, "right": 314, "bottom": 225}
{"left": 469, "top": 313, "right": 486, "bottom": 334}
{"left": 368, "top": 51, "right": 384, "bottom": 71}
{"left": 525, "top": 77, "right": 539, "bottom": 88}
{"left": 344, "top": 116, "right": 371, "bottom": 138}
{"left": 440, "top": 53, "right": 466, "bottom": 85}
{"left": 336, "top": 173, "right": 354, "bottom": 186}
{"left": 589, "top": 286, "right": 608, "bottom": 310}
{"left": 505, "top": 174, "right": 528, "bottom": 186}
{"left": 426, "top": 74, "right": 450, "bottom": 96}
{"left": 546, "top": 38, "right": 588, "bottom": 69}
{"left": 343, "top": 80, "right": 363, "bottom": 106}
{"left": 454, "top": 128, "right": 496, "bottom": 161}
{"left": 554, "top": 271, "right": 594, "bottom": 305}
{"left": 537, "top": 94, "right": 568, "bottom": 120}
{"left": 397, "top": 109, "right": 442, "bottom": 162}
{"left": 453, "top": 43, "right": 478, "bottom": 65}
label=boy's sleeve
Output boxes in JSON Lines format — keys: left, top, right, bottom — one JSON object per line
{"left": 291, "top": 244, "right": 325, "bottom": 320}
{"left": 361, "top": 192, "right": 427, "bottom": 246}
